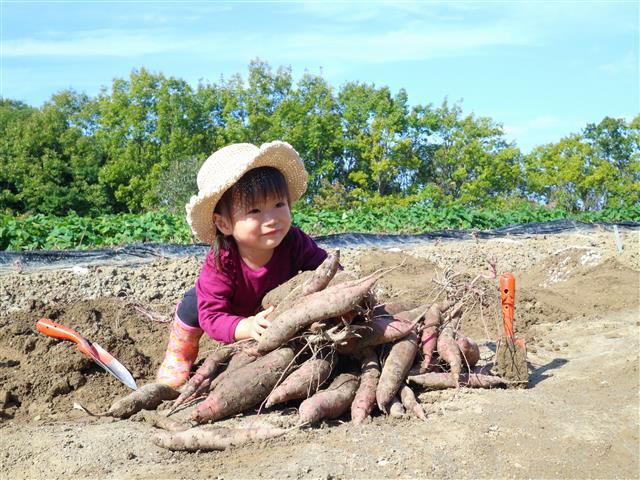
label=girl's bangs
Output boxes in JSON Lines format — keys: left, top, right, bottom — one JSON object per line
{"left": 227, "top": 167, "right": 290, "bottom": 212}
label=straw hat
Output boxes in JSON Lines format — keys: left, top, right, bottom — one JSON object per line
{"left": 186, "top": 141, "right": 308, "bottom": 244}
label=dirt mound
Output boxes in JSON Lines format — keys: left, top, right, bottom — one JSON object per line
{"left": 0, "top": 298, "right": 172, "bottom": 420}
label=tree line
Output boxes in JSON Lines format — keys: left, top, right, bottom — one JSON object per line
{"left": 1, "top": 59, "right": 638, "bottom": 217}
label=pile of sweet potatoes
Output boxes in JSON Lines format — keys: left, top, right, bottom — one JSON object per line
{"left": 108, "top": 250, "right": 508, "bottom": 451}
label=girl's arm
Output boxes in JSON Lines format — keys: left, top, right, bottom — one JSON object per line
{"left": 196, "top": 257, "right": 245, "bottom": 344}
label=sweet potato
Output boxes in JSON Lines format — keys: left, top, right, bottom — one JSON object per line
{"left": 335, "top": 305, "right": 423, "bottom": 355}
{"left": 350, "top": 348, "right": 380, "bottom": 424}
{"left": 388, "top": 396, "right": 405, "bottom": 418}
{"left": 191, "top": 347, "right": 294, "bottom": 424}
{"left": 376, "top": 331, "right": 418, "bottom": 412}
{"left": 360, "top": 316, "right": 417, "bottom": 347}
{"left": 152, "top": 426, "right": 287, "bottom": 452}
{"left": 170, "top": 347, "right": 233, "bottom": 413}
{"left": 108, "top": 383, "right": 179, "bottom": 419}
{"left": 436, "top": 323, "right": 461, "bottom": 383}
{"left": 419, "top": 303, "right": 442, "bottom": 372}
{"left": 301, "top": 250, "right": 340, "bottom": 295}
{"left": 399, "top": 385, "right": 426, "bottom": 420}
{"left": 141, "top": 411, "right": 190, "bottom": 432}
{"left": 261, "top": 251, "right": 339, "bottom": 316}
{"left": 456, "top": 335, "right": 480, "bottom": 369}
{"left": 261, "top": 271, "right": 312, "bottom": 309}
{"left": 298, "top": 373, "right": 359, "bottom": 424}
{"left": 407, "top": 372, "right": 506, "bottom": 389}
{"left": 257, "top": 268, "right": 391, "bottom": 354}
{"left": 208, "top": 347, "right": 257, "bottom": 392}
{"left": 265, "top": 356, "right": 334, "bottom": 408}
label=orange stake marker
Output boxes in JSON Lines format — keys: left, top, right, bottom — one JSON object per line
{"left": 500, "top": 273, "right": 516, "bottom": 340}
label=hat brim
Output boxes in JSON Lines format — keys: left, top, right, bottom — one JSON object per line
{"left": 186, "top": 141, "right": 308, "bottom": 244}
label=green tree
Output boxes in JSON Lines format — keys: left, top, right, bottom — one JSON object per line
{"left": 0, "top": 92, "right": 106, "bottom": 215}
{"left": 274, "top": 72, "right": 343, "bottom": 199}
{"left": 525, "top": 116, "right": 639, "bottom": 211}
{"left": 424, "top": 100, "right": 522, "bottom": 206}
{"left": 96, "top": 68, "right": 213, "bottom": 211}
{"left": 337, "top": 83, "right": 418, "bottom": 201}
{"left": 582, "top": 116, "right": 639, "bottom": 208}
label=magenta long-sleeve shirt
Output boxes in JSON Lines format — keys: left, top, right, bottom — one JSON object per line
{"left": 195, "top": 226, "right": 328, "bottom": 343}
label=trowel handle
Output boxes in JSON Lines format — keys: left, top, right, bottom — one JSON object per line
{"left": 500, "top": 273, "right": 516, "bottom": 339}
{"left": 35, "top": 318, "right": 95, "bottom": 358}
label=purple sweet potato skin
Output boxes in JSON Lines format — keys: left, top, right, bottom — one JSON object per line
{"left": 191, "top": 347, "right": 294, "bottom": 424}
{"left": 419, "top": 303, "right": 442, "bottom": 372}
{"left": 337, "top": 312, "right": 417, "bottom": 355}
{"left": 436, "top": 324, "right": 462, "bottom": 380}
{"left": 407, "top": 372, "right": 506, "bottom": 389}
{"left": 108, "top": 383, "right": 179, "bottom": 418}
{"left": 208, "top": 348, "right": 257, "bottom": 392}
{"left": 265, "top": 357, "right": 334, "bottom": 408}
{"left": 456, "top": 336, "right": 480, "bottom": 368}
{"left": 301, "top": 250, "right": 340, "bottom": 295}
{"left": 399, "top": 385, "right": 426, "bottom": 420}
{"left": 152, "top": 427, "right": 287, "bottom": 452}
{"left": 172, "top": 348, "right": 233, "bottom": 411}
{"left": 257, "top": 271, "right": 387, "bottom": 354}
{"left": 298, "top": 373, "right": 360, "bottom": 424}
{"left": 376, "top": 331, "right": 419, "bottom": 412}
{"left": 351, "top": 349, "right": 380, "bottom": 424}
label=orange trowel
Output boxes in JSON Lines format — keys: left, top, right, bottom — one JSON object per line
{"left": 36, "top": 318, "right": 138, "bottom": 390}
{"left": 495, "top": 273, "right": 528, "bottom": 388}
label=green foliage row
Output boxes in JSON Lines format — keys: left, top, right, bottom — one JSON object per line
{"left": 2, "top": 60, "right": 639, "bottom": 221}
{"left": 2, "top": 205, "right": 637, "bottom": 251}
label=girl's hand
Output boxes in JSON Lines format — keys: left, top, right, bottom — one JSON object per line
{"left": 250, "top": 306, "right": 274, "bottom": 340}
{"left": 234, "top": 306, "right": 274, "bottom": 341}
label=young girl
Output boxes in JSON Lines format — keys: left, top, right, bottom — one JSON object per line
{"left": 157, "top": 141, "right": 328, "bottom": 388}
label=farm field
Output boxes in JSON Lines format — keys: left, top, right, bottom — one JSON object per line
{"left": 1, "top": 227, "right": 638, "bottom": 480}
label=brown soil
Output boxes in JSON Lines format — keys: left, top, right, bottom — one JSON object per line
{"left": 1, "top": 228, "right": 639, "bottom": 479}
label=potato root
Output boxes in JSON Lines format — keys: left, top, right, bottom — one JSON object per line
{"left": 419, "top": 303, "right": 442, "bottom": 372}
{"left": 301, "top": 250, "right": 340, "bottom": 296}
{"left": 456, "top": 335, "right": 480, "bottom": 369}
{"left": 353, "top": 316, "right": 417, "bottom": 351}
{"left": 108, "top": 383, "right": 179, "bottom": 419}
{"left": 376, "top": 331, "right": 419, "bottom": 412}
{"left": 257, "top": 269, "right": 390, "bottom": 354}
{"left": 407, "top": 372, "right": 506, "bottom": 389}
{"left": 170, "top": 347, "right": 233, "bottom": 413}
{"left": 141, "top": 411, "right": 190, "bottom": 432}
{"left": 191, "top": 347, "right": 294, "bottom": 424}
{"left": 152, "top": 426, "right": 287, "bottom": 452}
{"left": 208, "top": 347, "right": 257, "bottom": 392}
{"left": 265, "top": 356, "right": 334, "bottom": 408}
{"left": 351, "top": 349, "right": 381, "bottom": 424}
{"left": 436, "top": 323, "right": 461, "bottom": 383}
{"left": 388, "top": 396, "right": 405, "bottom": 418}
{"left": 298, "top": 373, "right": 360, "bottom": 424}
{"left": 399, "top": 385, "right": 426, "bottom": 421}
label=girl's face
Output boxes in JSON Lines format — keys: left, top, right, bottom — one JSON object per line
{"left": 215, "top": 193, "right": 292, "bottom": 261}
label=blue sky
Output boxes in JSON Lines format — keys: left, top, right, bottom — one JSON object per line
{"left": 1, "top": 0, "right": 638, "bottom": 153}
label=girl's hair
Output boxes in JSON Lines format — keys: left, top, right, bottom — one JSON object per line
{"left": 211, "top": 166, "right": 291, "bottom": 269}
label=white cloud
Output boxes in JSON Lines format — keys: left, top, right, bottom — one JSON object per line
{"left": 3, "top": 20, "right": 531, "bottom": 63}
{"left": 3, "top": 29, "right": 189, "bottom": 57}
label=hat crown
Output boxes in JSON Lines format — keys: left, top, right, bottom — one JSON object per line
{"left": 186, "top": 140, "right": 308, "bottom": 244}
{"left": 197, "top": 143, "right": 259, "bottom": 192}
